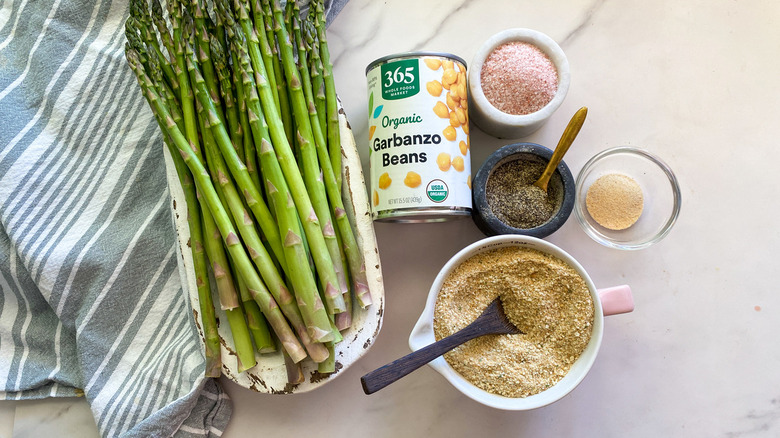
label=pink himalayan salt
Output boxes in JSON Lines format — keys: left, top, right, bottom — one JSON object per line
{"left": 480, "top": 42, "right": 558, "bottom": 115}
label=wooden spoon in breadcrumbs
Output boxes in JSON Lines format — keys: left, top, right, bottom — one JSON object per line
{"left": 360, "top": 298, "right": 521, "bottom": 394}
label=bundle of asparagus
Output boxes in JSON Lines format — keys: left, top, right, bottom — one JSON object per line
{"left": 124, "top": 0, "right": 372, "bottom": 381}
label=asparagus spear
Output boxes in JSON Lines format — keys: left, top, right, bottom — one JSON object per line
{"left": 127, "top": 17, "right": 183, "bottom": 119}
{"left": 202, "top": 207, "right": 257, "bottom": 372}
{"left": 263, "top": 161, "right": 332, "bottom": 362}
{"left": 224, "top": 305, "right": 256, "bottom": 372}
{"left": 125, "top": 17, "right": 149, "bottom": 63}
{"left": 184, "top": 22, "right": 288, "bottom": 276}
{"left": 165, "top": 136, "right": 222, "bottom": 377}
{"left": 317, "top": 342, "right": 336, "bottom": 374}
{"left": 235, "top": 269, "right": 276, "bottom": 354}
{"left": 198, "top": 69, "right": 328, "bottom": 350}
{"left": 144, "top": 46, "right": 185, "bottom": 140}
{"left": 203, "top": 128, "right": 278, "bottom": 358}
{"left": 127, "top": 48, "right": 307, "bottom": 363}
{"left": 129, "top": 0, "right": 179, "bottom": 93}
{"left": 166, "top": 0, "right": 201, "bottom": 161}
{"left": 211, "top": 37, "right": 261, "bottom": 192}
{"left": 201, "top": 51, "right": 272, "bottom": 355}
{"left": 258, "top": 0, "right": 294, "bottom": 146}
{"left": 191, "top": 35, "right": 257, "bottom": 371}
{"left": 248, "top": 0, "right": 280, "bottom": 113}
{"left": 151, "top": 0, "right": 180, "bottom": 83}
{"left": 291, "top": 8, "right": 350, "bottom": 311}
{"left": 195, "top": 110, "right": 240, "bottom": 311}
{"left": 313, "top": 0, "right": 342, "bottom": 190}
{"left": 291, "top": 13, "right": 372, "bottom": 310}
{"left": 200, "top": 190, "right": 256, "bottom": 371}
{"left": 233, "top": 37, "right": 334, "bottom": 352}
{"left": 189, "top": 46, "right": 263, "bottom": 368}
{"left": 305, "top": 25, "right": 327, "bottom": 136}
{"left": 268, "top": 0, "right": 346, "bottom": 314}
{"left": 149, "top": 83, "right": 222, "bottom": 377}
{"left": 184, "top": 20, "right": 244, "bottom": 312}
{"left": 198, "top": 43, "right": 336, "bottom": 361}
{"left": 224, "top": 1, "right": 345, "bottom": 316}
{"left": 283, "top": 349, "right": 305, "bottom": 384}
{"left": 192, "top": 0, "right": 224, "bottom": 118}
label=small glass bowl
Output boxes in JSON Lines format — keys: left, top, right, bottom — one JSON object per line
{"left": 574, "top": 147, "right": 681, "bottom": 250}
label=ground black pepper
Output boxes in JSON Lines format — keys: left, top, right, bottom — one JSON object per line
{"left": 485, "top": 157, "right": 563, "bottom": 229}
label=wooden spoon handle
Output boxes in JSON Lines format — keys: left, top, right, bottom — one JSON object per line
{"left": 360, "top": 323, "right": 487, "bottom": 395}
{"left": 536, "top": 106, "right": 588, "bottom": 191}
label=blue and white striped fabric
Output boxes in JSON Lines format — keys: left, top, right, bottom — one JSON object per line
{"left": 0, "top": 0, "right": 346, "bottom": 436}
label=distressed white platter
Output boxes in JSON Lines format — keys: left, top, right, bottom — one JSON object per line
{"left": 163, "top": 108, "right": 385, "bottom": 394}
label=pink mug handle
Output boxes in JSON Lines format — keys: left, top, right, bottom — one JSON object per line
{"left": 598, "top": 285, "right": 634, "bottom": 316}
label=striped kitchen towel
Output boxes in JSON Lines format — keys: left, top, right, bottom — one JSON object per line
{"left": 0, "top": 0, "right": 346, "bottom": 436}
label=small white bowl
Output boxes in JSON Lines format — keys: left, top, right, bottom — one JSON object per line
{"left": 468, "top": 28, "right": 570, "bottom": 139}
{"left": 409, "top": 235, "right": 633, "bottom": 410}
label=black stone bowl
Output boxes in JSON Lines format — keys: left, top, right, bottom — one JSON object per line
{"left": 472, "top": 142, "right": 575, "bottom": 238}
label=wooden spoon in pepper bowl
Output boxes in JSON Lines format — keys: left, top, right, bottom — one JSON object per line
{"left": 534, "top": 106, "right": 588, "bottom": 192}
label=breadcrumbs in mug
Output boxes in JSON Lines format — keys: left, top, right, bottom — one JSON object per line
{"left": 433, "top": 246, "right": 594, "bottom": 398}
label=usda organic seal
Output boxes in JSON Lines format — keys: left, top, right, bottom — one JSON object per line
{"left": 426, "top": 179, "right": 449, "bottom": 203}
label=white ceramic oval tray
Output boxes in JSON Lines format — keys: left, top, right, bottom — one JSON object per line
{"left": 164, "top": 108, "right": 385, "bottom": 393}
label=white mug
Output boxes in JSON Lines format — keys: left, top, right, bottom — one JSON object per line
{"left": 408, "top": 235, "right": 633, "bottom": 410}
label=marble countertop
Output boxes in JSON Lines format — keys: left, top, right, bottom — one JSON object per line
{"left": 3, "top": 0, "right": 780, "bottom": 436}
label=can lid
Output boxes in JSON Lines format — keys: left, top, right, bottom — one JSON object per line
{"left": 366, "top": 52, "right": 468, "bottom": 75}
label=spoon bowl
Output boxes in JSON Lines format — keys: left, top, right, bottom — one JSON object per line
{"left": 360, "top": 298, "right": 519, "bottom": 394}
{"left": 534, "top": 106, "right": 587, "bottom": 192}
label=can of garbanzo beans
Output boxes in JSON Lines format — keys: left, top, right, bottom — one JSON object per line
{"left": 366, "top": 52, "right": 472, "bottom": 222}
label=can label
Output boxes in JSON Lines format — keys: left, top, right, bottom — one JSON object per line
{"left": 367, "top": 54, "right": 471, "bottom": 219}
